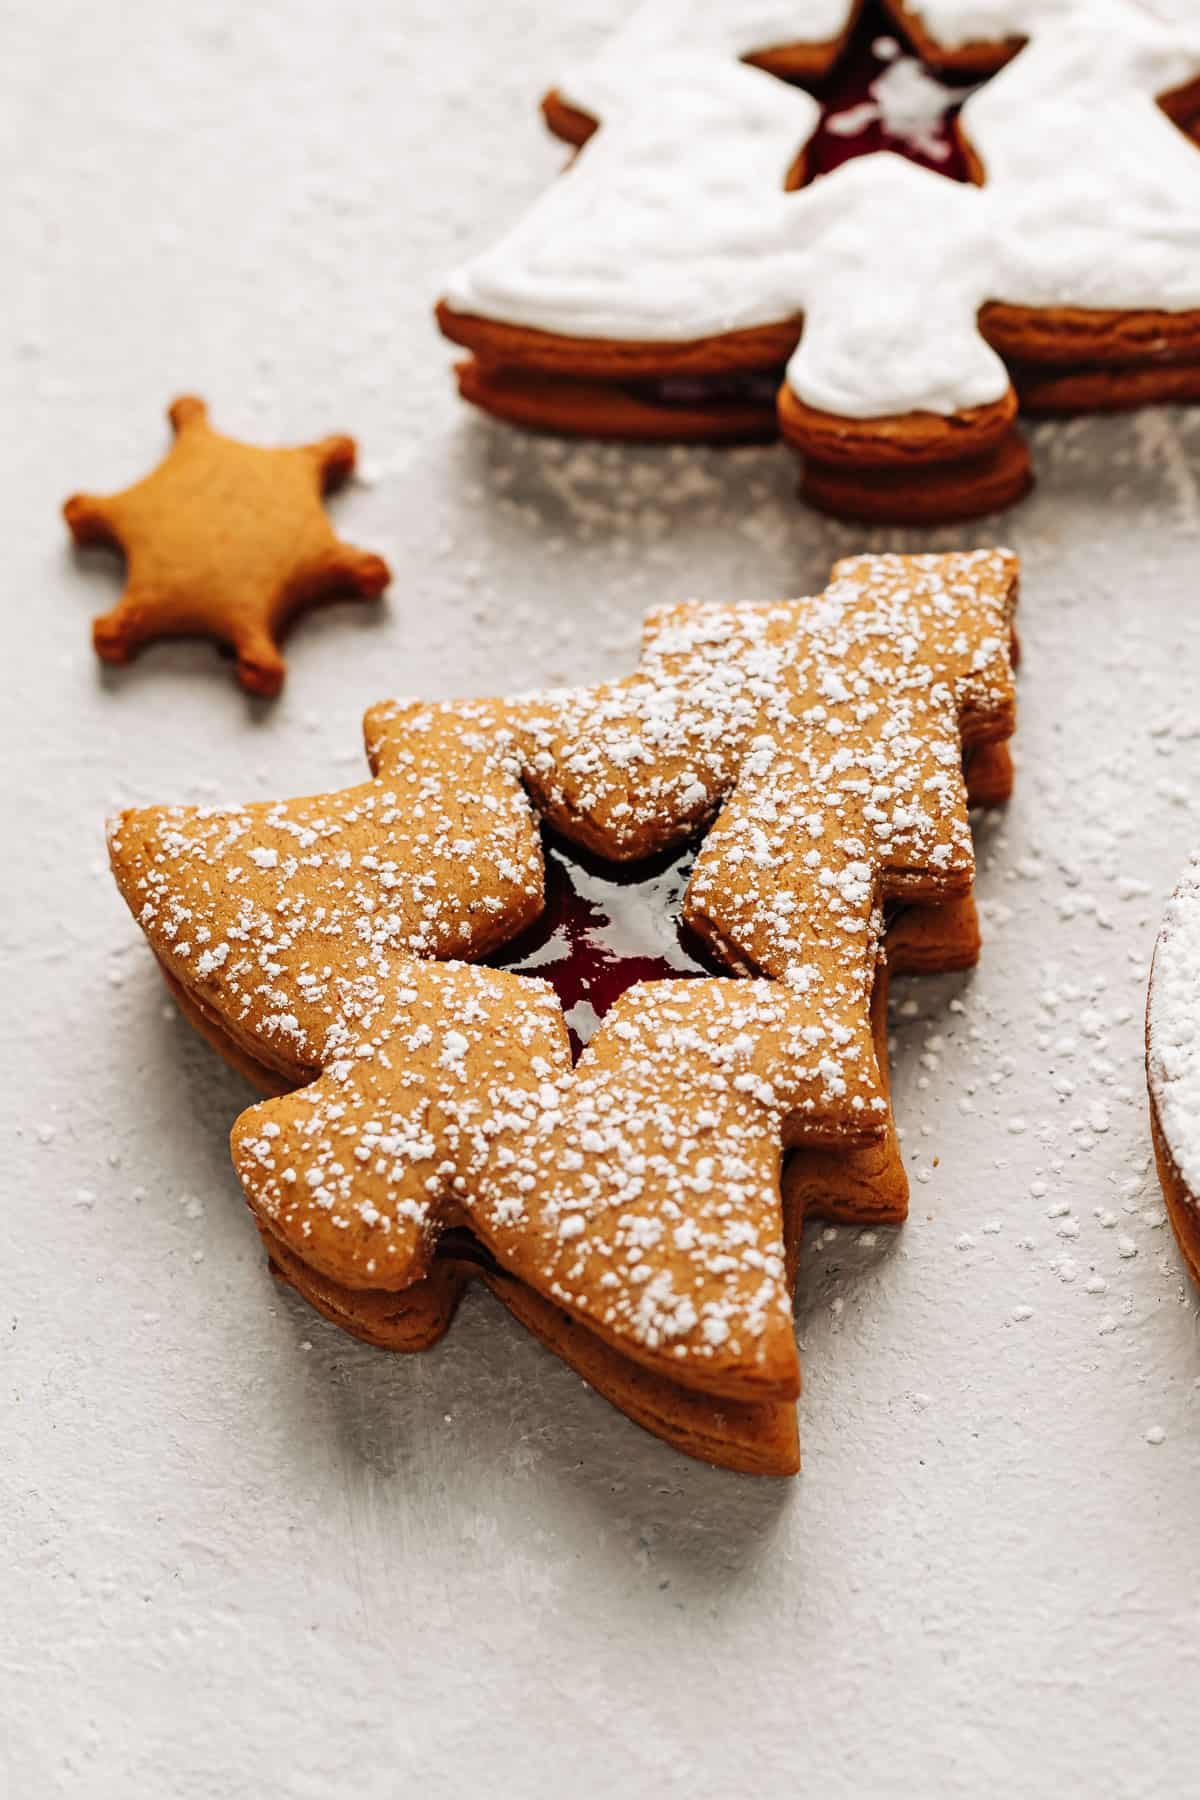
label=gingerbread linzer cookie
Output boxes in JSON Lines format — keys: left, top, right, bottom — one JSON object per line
{"left": 436, "top": 0, "right": 1200, "bottom": 524}
{"left": 1147, "top": 857, "right": 1200, "bottom": 1291}
{"left": 63, "top": 397, "right": 390, "bottom": 695}
{"left": 107, "top": 549, "right": 1020, "bottom": 1473}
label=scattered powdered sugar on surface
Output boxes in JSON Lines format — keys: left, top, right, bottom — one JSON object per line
{"left": 847, "top": 513, "right": 1200, "bottom": 1383}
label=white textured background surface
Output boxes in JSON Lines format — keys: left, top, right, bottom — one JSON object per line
{"left": 5, "top": 4, "right": 1200, "bottom": 1795}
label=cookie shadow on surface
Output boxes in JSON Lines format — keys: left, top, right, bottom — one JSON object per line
{"left": 448, "top": 409, "right": 1036, "bottom": 589}
{"left": 89, "top": 596, "right": 393, "bottom": 706}
{"left": 270, "top": 1274, "right": 797, "bottom": 1582}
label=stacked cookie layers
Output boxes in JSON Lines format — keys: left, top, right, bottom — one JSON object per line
{"left": 109, "top": 550, "right": 1020, "bottom": 1473}
{"left": 438, "top": 0, "right": 1200, "bottom": 522}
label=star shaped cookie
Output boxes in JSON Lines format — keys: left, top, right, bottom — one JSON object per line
{"left": 64, "top": 396, "right": 390, "bottom": 695}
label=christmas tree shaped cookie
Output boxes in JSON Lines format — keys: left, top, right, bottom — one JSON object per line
{"left": 108, "top": 550, "right": 1019, "bottom": 1472}
{"left": 438, "top": 0, "right": 1200, "bottom": 522}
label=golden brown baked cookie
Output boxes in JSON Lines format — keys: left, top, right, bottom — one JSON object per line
{"left": 109, "top": 549, "right": 1021, "bottom": 1471}
{"left": 64, "top": 396, "right": 390, "bottom": 695}
{"left": 203, "top": 888, "right": 982, "bottom": 1474}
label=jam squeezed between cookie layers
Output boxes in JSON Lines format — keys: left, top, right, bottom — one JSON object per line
{"left": 488, "top": 833, "right": 721, "bottom": 1059}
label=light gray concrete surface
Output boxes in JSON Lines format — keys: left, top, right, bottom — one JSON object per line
{"left": 5, "top": 4, "right": 1200, "bottom": 1795}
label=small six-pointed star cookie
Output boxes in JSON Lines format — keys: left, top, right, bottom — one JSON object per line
{"left": 63, "top": 395, "right": 391, "bottom": 695}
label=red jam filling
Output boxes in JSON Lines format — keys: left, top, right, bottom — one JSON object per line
{"left": 800, "top": 1, "right": 976, "bottom": 184}
{"left": 488, "top": 833, "right": 723, "bottom": 1058}
{"left": 617, "top": 4, "right": 978, "bottom": 411}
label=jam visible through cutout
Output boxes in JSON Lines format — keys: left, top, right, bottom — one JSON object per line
{"left": 798, "top": 2, "right": 978, "bottom": 186}
{"left": 617, "top": 4, "right": 980, "bottom": 417}
{"left": 488, "top": 832, "right": 723, "bottom": 1058}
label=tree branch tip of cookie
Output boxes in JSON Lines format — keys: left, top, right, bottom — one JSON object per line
{"left": 167, "top": 394, "right": 209, "bottom": 433}
{"left": 312, "top": 432, "right": 358, "bottom": 488}
{"left": 63, "top": 491, "right": 112, "bottom": 544}
{"left": 342, "top": 548, "right": 392, "bottom": 596}
{"left": 91, "top": 608, "right": 138, "bottom": 665}
{"left": 234, "top": 633, "right": 287, "bottom": 698}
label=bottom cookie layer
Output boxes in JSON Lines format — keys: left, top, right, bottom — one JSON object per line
{"left": 263, "top": 1227, "right": 470, "bottom": 1351}
{"left": 455, "top": 357, "right": 781, "bottom": 444}
{"left": 454, "top": 357, "right": 1034, "bottom": 521}
{"left": 265, "top": 1222, "right": 802, "bottom": 1476}
{"left": 799, "top": 430, "right": 1033, "bottom": 525}
{"left": 486, "top": 1268, "right": 802, "bottom": 1477}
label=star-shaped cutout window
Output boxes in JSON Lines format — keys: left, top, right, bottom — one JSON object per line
{"left": 795, "top": 5, "right": 980, "bottom": 184}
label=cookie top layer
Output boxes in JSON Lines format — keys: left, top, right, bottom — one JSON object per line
{"left": 109, "top": 551, "right": 1018, "bottom": 1400}
{"left": 442, "top": 0, "right": 1200, "bottom": 420}
{"left": 1148, "top": 855, "right": 1200, "bottom": 1205}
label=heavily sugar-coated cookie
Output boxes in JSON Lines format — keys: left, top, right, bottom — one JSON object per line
{"left": 1147, "top": 856, "right": 1200, "bottom": 1290}
{"left": 108, "top": 549, "right": 1020, "bottom": 1472}
{"left": 64, "top": 396, "right": 390, "bottom": 695}
{"left": 167, "top": 882, "right": 987, "bottom": 1474}
{"left": 438, "top": 0, "right": 1200, "bottom": 523}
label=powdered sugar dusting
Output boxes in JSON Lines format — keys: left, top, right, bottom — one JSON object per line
{"left": 109, "top": 550, "right": 1018, "bottom": 1389}
{"left": 1148, "top": 854, "right": 1200, "bottom": 1202}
